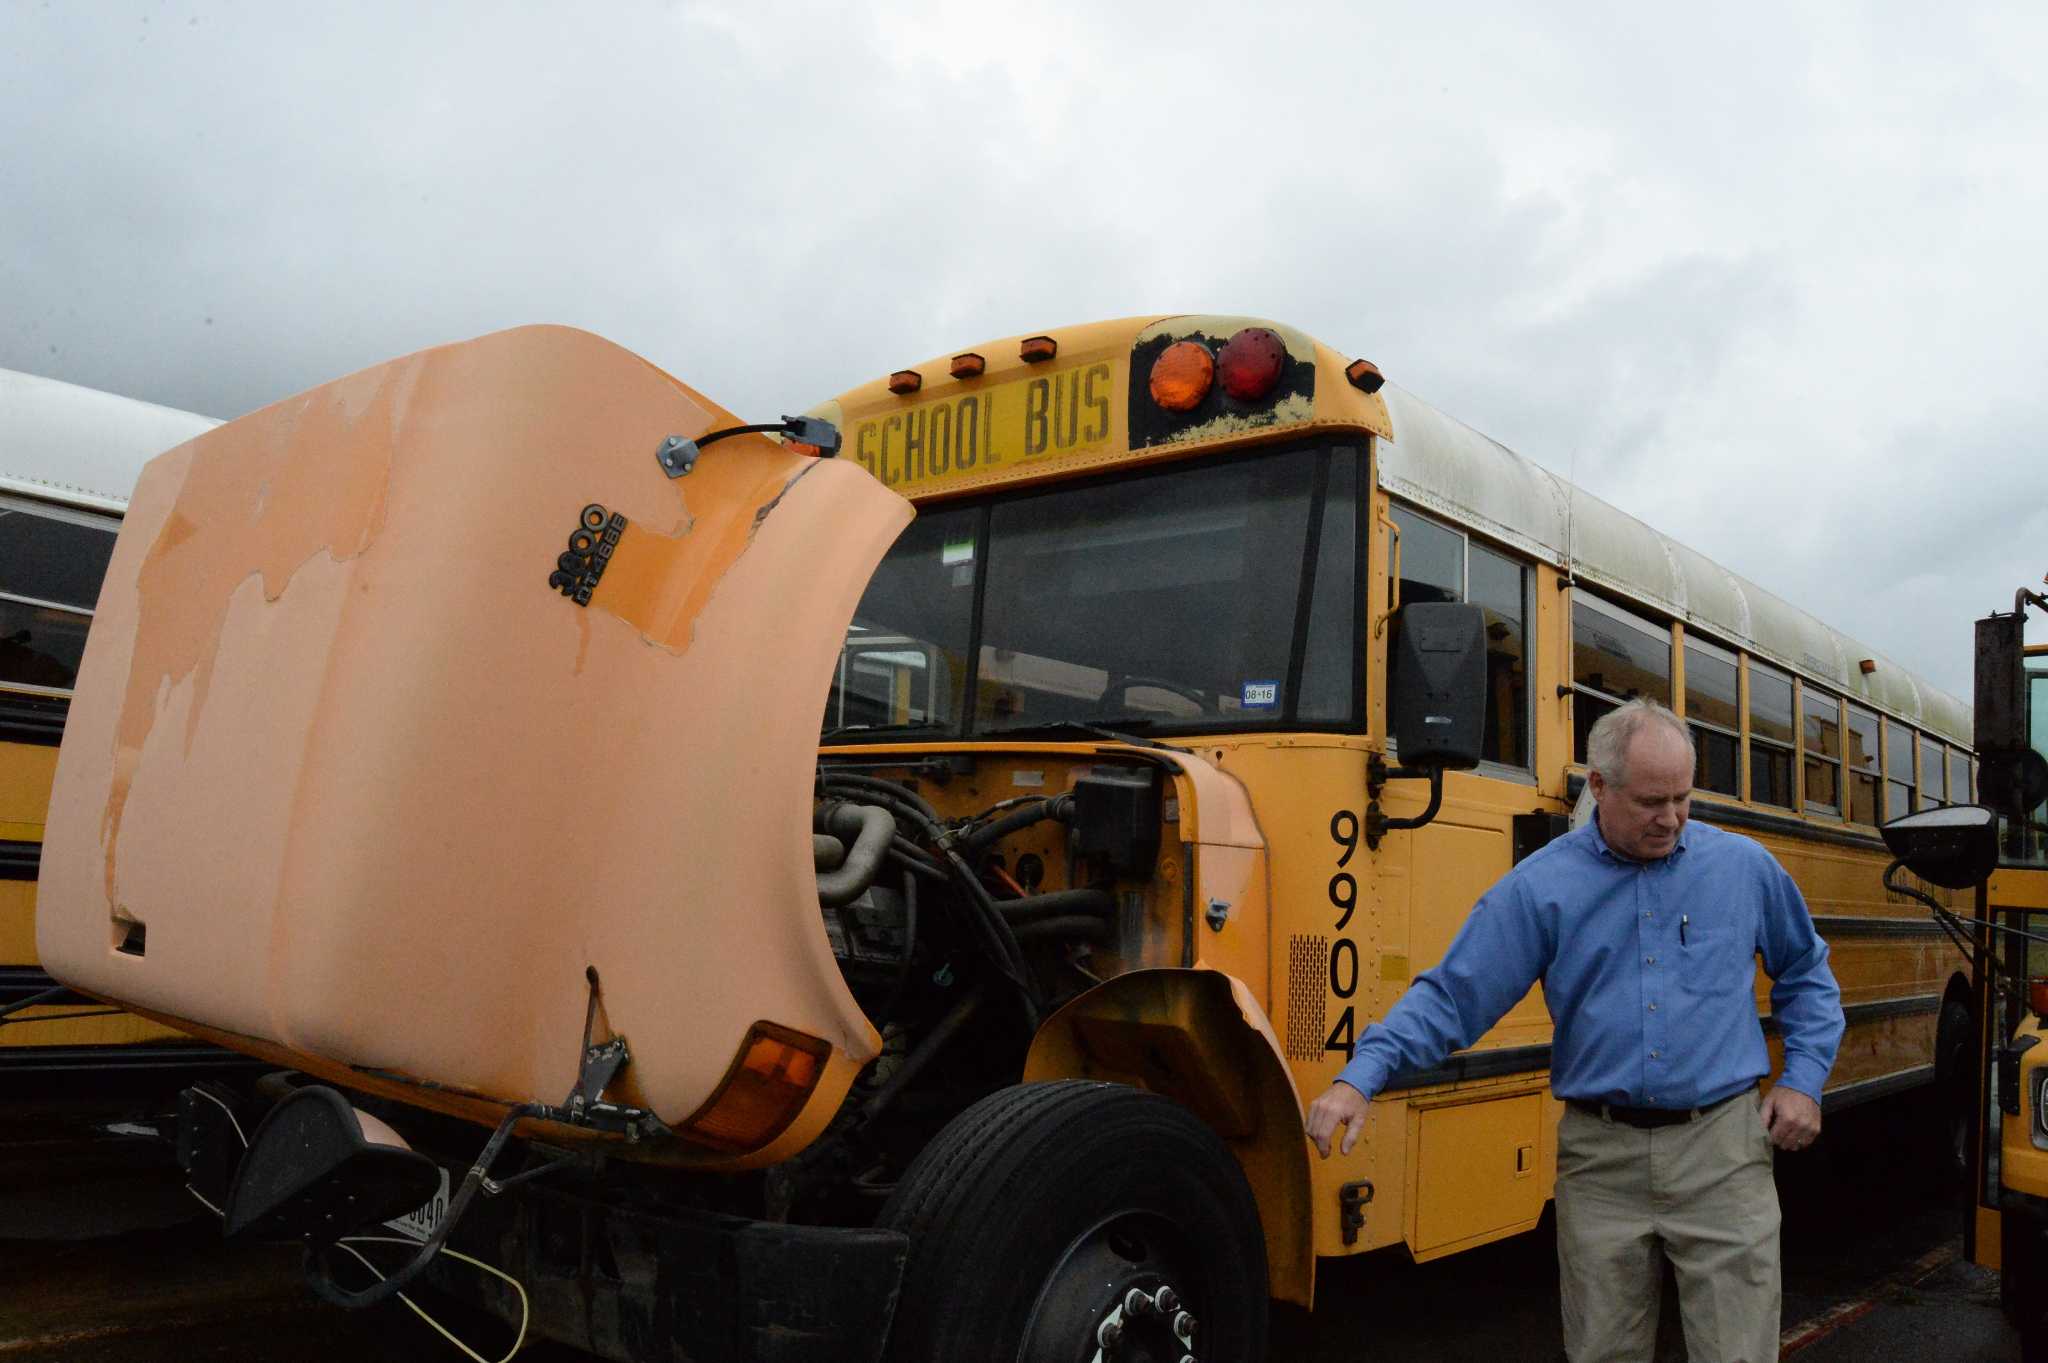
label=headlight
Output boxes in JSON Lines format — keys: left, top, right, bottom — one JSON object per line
{"left": 2033, "top": 1067, "right": 2048, "bottom": 1149}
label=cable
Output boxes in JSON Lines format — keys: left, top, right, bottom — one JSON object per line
{"left": 337, "top": 1235, "right": 530, "bottom": 1363}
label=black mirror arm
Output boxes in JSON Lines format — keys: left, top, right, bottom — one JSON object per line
{"left": 1365, "top": 757, "right": 1444, "bottom": 849}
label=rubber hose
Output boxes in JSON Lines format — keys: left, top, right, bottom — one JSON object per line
{"left": 1011, "top": 915, "right": 1111, "bottom": 942}
{"left": 815, "top": 802, "right": 895, "bottom": 907}
{"left": 994, "top": 887, "right": 1115, "bottom": 925}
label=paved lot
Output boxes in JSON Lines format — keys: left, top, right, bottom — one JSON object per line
{"left": 0, "top": 1088, "right": 2019, "bottom": 1361}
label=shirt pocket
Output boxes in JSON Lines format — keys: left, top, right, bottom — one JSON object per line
{"left": 1674, "top": 924, "right": 1753, "bottom": 1002}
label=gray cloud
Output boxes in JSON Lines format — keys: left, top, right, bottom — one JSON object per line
{"left": 5, "top": 0, "right": 2043, "bottom": 697}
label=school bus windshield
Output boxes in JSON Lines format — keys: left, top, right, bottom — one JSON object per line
{"left": 822, "top": 440, "right": 1364, "bottom": 740}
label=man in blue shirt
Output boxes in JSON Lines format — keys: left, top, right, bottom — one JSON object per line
{"left": 1305, "top": 699, "right": 1842, "bottom": 1363}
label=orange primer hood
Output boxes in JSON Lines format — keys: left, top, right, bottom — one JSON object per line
{"left": 38, "top": 326, "right": 910, "bottom": 1154}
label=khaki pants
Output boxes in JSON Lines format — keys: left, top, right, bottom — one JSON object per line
{"left": 1556, "top": 1090, "right": 1781, "bottom": 1363}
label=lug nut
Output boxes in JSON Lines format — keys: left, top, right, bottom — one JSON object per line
{"left": 1154, "top": 1286, "right": 1179, "bottom": 1314}
{"left": 1098, "top": 1318, "right": 1124, "bottom": 1349}
{"left": 1124, "top": 1287, "right": 1153, "bottom": 1316}
{"left": 1174, "top": 1310, "right": 1197, "bottom": 1342}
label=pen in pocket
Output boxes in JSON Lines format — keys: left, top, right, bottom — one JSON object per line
{"left": 1681, "top": 914, "right": 1689, "bottom": 945}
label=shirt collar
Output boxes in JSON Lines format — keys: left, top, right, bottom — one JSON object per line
{"left": 1587, "top": 810, "right": 1693, "bottom": 864}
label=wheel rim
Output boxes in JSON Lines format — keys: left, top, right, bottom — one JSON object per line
{"left": 1014, "top": 1209, "right": 1205, "bottom": 1363}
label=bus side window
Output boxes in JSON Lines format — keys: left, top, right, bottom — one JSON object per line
{"left": 0, "top": 501, "right": 118, "bottom": 693}
{"left": 1802, "top": 687, "right": 1843, "bottom": 816}
{"left": 1921, "top": 735, "right": 1947, "bottom": 808}
{"left": 1884, "top": 718, "right": 1916, "bottom": 820}
{"left": 1684, "top": 634, "right": 1741, "bottom": 797}
{"left": 1747, "top": 660, "right": 1796, "bottom": 809}
{"left": 1846, "top": 705, "right": 1881, "bottom": 826}
{"left": 1571, "top": 589, "right": 1671, "bottom": 764}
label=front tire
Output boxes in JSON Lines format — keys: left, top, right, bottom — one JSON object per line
{"left": 879, "top": 1080, "right": 1269, "bottom": 1363}
{"left": 1935, "top": 996, "right": 1976, "bottom": 1186}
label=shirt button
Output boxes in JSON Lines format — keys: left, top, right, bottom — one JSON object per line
{"left": 1645, "top": 956, "right": 1656, "bottom": 965}
{"left": 1650, "top": 1050, "right": 1660, "bottom": 1059}
{"left": 1648, "top": 1003, "right": 1657, "bottom": 1012}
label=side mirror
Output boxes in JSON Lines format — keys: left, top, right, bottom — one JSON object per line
{"left": 1389, "top": 602, "right": 1488, "bottom": 770}
{"left": 1879, "top": 805, "right": 1999, "bottom": 890}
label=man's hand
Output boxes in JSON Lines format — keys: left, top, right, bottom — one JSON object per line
{"left": 1306, "top": 1081, "right": 1371, "bottom": 1159}
{"left": 1761, "top": 1085, "right": 1821, "bottom": 1152}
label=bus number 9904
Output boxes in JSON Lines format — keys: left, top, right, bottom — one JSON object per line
{"left": 1326, "top": 810, "right": 1361, "bottom": 1057}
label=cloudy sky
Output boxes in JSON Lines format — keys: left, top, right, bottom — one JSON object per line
{"left": 5, "top": 1, "right": 2043, "bottom": 697}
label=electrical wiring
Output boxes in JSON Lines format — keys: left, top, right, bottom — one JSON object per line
{"left": 337, "top": 1235, "right": 530, "bottom": 1363}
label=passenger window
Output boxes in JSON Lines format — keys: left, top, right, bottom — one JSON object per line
{"left": 1920, "top": 737, "right": 1947, "bottom": 808}
{"left": 1949, "top": 749, "right": 1974, "bottom": 804}
{"left": 1572, "top": 590, "right": 1672, "bottom": 764}
{"left": 1684, "top": 636, "right": 1741, "bottom": 797}
{"left": 1884, "top": 720, "right": 1915, "bottom": 821}
{"left": 1845, "top": 706, "right": 1880, "bottom": 825}
{"left": 0, "top": 500, "right": 119, "bottom": 694}
{"left": 1802, "top": 689, "right": 1842, "bottom": 816}
{"left": 1391, "top": 506, "right": 1530, "bottom": 769}
{"left": 1747, "top": 661, "right": 1795, "bottom": 809}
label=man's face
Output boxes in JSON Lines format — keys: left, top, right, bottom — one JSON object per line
{"left": 1588, "top": 726, "right": 1694, "bottom": 861}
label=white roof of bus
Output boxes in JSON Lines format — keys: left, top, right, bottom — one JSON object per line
{"left": 1376, "top": 382, "right": 1973, "bottom": 745}
{"left": 0, "top": 366, "right": 219, "bottom": 514}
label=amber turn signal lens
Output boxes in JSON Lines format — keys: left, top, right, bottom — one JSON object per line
{"left": 1345, "top": 358, "right": 1385, "bottom": 394}
{"left": 677, "top": 1022, "right": 832, "bottom": 1155}
{"left": 2030, "top": 978, "right": 2048, "bottom": 1019}
{"left": 1148, "top": 341, "right": 1214, "bottom": 412}
{"left": 888, "top": 370, "right": 922, "bottom": 395}
{"left": 1217, "top": 327, "right": 1286, "bottom": 402}
{"left": 1019, "top": 335, "right": 1058, "bottom": 363}
{"left": 786, "top": 441, "right": 822, "bottom": 457}
{"left": 950, "top": 352, "right": 986, "bottom": 379}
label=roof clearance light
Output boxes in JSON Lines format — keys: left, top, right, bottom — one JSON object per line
{"left": 1148, "top": 340, "right": 1214, "bottom": 412}
{"left": 1217, "top": 327, "right": 1286, "bottom": 402}
{"left": 678, "top": 1022, "right": 832, "bottom": 1154}
{"left": 888, "top": 370, "right": 922, "bottom": 395}
{"left": 1019, "top": 335, "right": 1058, "bottom": 363}
{"left": 950, "top": 352, "right": 986, "bottom": 379}
{"left": 1345, "top": 358, "right": 1385, "bottom": 394}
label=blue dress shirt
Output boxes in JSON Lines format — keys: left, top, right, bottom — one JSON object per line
{"left": 1334, "top": 815, "right": 1844, "bottom": 1108}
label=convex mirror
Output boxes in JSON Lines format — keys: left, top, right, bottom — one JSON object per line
{"left": 1879, "top": 805, "right": 1999, "bottom": 890}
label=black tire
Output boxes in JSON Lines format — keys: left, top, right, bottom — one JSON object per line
{"left": 1934, "top": 996, "right": 1975, "bottom": 1186}
{"left": 879, "top": 1079, "right": 1269, "bottom": 1363}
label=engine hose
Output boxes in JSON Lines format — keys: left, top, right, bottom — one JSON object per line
{"left": 961, "top": 794, "right": 1075, "bottom": 860}
{"left": 1011, "top": 915, "right": 1111, "bottom": 942}
{"left": 819, "top": 771, "right": 942, "bottom": 823}
{"left": 814, "top": 834, "right": 846, "bottom": 871}
{"left": 815, "top": 802, "right": 896, "bottom": 907}
{"left": 995, "top": 887, "right": 1115, "bottom": 925}
{"left": 823, "top": 781, "right": 1039, "bottom": 1019}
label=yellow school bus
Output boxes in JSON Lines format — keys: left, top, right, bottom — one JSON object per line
{"left": 36, "top": 320, "right": 1978, "bottom": 1363}
{"left": 0, "top": 367, "right": 223, "bottom": 1077}
{"left": 810, "top": 312, "right": 1977, "bottom": 1262}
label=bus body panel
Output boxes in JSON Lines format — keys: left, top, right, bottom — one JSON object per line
{"left": 37, "top": 325, "right": 910, "bottom": 1153}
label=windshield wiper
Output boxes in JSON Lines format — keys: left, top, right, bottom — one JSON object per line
{"left": 976, "top": 719, "right": 1183, "bottom": 750}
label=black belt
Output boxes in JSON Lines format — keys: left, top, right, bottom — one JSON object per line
{"left": 1567, "top": 1088, "right": 1749, "bottom": 1130}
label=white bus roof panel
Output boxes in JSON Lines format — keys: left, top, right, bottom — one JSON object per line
{"left": 1, "top": 367, "right": 218, "bottom": 513}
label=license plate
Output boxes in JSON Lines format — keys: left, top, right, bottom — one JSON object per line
{"left": 383, "top": 1167, "right": 451, "bottom": 1243}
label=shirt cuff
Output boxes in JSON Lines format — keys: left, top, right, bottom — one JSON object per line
{"left": 1774, "top": 1064, "right": 1828, "bottom": 1104}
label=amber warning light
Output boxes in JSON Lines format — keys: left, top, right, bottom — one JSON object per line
{"left": 676, "top": 1022, "right": 831, "bottom": 1154}
{"left": 1148, "top": 341, "right": 1214, "bottom": 412}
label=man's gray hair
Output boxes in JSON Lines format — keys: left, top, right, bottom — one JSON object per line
{"left": 1586, "top": 699, "right": 1695, "bottom": 788}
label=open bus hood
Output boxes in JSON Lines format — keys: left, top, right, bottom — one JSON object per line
{"left": 37, "top": 326, "right": 911, "bottom": 1158}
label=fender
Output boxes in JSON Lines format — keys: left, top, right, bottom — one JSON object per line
{"left": 1024, "top": 966, "right": 1314, "bottom": 1308}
